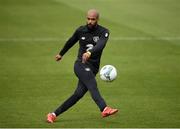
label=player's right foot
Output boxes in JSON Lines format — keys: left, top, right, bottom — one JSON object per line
{"left": 101, "top": 106, "right": 118, "bottom": 117}
{"left": 47, "top": 113, "right": 56, "bottom": 123}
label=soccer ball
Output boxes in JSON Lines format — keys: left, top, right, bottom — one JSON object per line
{"left": 99, "top": 65, "right": 117, "bottom": 81}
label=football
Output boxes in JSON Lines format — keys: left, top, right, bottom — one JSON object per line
{"left": 99, "top": 65, "right": 117, "bottom": 81}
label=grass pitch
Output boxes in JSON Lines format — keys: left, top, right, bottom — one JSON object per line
{"left": 0, "top": 0, "right": 180, "bottom": 128}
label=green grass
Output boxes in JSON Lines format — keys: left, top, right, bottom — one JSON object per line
{"left": 0, "top": 0, "right": 180, "bottom": 128}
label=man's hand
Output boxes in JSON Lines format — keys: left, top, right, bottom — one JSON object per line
{"left": 82, "top": 51, "right": 91, "bottom": 63}
{"left": 55, "top": 54, "right": 62, "bottom": 61}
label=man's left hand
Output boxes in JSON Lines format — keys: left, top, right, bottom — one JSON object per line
{"left": 82, "top": 51, "right": 91, "bottom": 63}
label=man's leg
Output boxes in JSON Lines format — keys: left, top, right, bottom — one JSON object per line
{"left": 74, "top": 62, "right": 118, "bottom": 117}
{"left": 47, "top": 80, "right": 87, "bottom": 123}
{"left": 77, "top": 68, "right": 118, "bottom": 117}
{"left": 54, "top": 81, "right": 88, "bottom": 116}
{"left": 74, "top": 62, "right": 107, "bottom": 112}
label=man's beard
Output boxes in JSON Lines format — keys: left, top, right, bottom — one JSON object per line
{"left": 87, "top": 23, "right": 97, "bottom": 29}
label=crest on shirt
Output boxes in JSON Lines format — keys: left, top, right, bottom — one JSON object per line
{"left": 93, "top": 36, "right": 99, "bottom": 43}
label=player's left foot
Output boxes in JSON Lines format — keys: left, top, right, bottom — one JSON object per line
{"left": 101, "top": 106, "right": 118, "bottom": 117}
{"left": 47, "top": 113, "right": 56, "bottom": 123}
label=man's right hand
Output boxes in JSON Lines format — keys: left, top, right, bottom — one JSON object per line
{"left": 55, "top": 54, "right": 62, "bottom": 61}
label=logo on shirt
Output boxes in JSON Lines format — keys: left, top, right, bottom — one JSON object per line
{"left": 85, "top": 67, "right": 91, "bottom": 72}
{"left": 86, "top": 44, "right": 94, "bottom": 51}
{"left": 81, "top": 37, "right": 85, "bottom": 40}
{"left": 105, "top": 33, "right": 109, "bottom": 38}
{"left": 93, "top": 36, "right": 99, "bottom": 43}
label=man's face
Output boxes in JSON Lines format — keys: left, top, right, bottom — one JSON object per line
{"left": 86, "top": 12, "right": 98, "bottom": 29}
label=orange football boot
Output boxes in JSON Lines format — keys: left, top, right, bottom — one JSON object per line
{"left": 101, "top": 106, "right": 118, "bottom": 117}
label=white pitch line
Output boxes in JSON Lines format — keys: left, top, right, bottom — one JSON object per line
{"left": 110, "top": 37, "right": 180, "bottom": 41}
{"left": 0, "top": 38, "right": 65, "bottom": 42}
{"left": 0, "top": 37, "right": 180, "bottom": 42}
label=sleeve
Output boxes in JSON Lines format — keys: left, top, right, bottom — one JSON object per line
{"left": 89, "top": 30, "right": 109, "bottom": 54}
{"left": 59, "top": 28, "right": 79, "bottom": 56}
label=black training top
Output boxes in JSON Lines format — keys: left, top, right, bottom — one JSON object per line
{"left": 59, "top": 24, "right": 109, "bottom": 73}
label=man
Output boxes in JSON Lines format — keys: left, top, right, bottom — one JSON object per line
{"left": 47, "top": 9, "right": 118, "bottom": 123}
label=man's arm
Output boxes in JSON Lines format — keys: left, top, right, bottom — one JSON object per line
{"left": 55, "top": 29, "right": 79, "bottom": 61}
{"left": 82, "top": 30, "right": 109, "bottom": 63}
{"left": 89, "top": 30, "right": 109, "bottom": 54}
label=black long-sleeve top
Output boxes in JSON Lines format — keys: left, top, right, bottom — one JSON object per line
{"left": 59, "top": 24, "right": 109, "bottom": 73}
